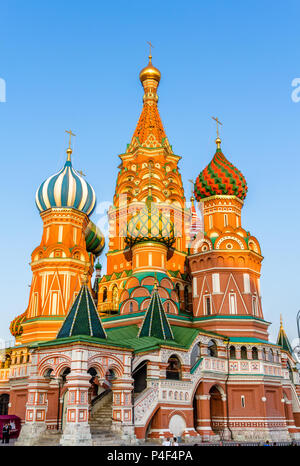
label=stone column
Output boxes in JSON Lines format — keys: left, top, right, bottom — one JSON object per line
{"left": 60, "top": 348, "right": 92, "bottom": 446}
{"left": 16, "top": 377, "right": 49, "bottom": 445}
{"left": 111, "top": 377, "right": 136, "bottom": 443}
{"left": 220, "top": 394, "right": 231, "bottom": 440}
{"left": 195, "top": 394, "right": 214, "bottom": 439}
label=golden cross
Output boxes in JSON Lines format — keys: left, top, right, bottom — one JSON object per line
{"left": 65, "top": 129, "right": 76, "bottom": 149}
{"left": 78, "top": 170, "right": 86, "bottom": 177}
{"left": 212, "top": 116, "right": 222, "bottom": 138}
{"left": 147, "top": 41, "right": 154, "bottom": 58}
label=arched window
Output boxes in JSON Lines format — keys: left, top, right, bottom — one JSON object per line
{"left": 112, "top": 286, "right": 118, "bottom": 310}
{"left": 241, "top": 346, "right": 248, "bottom": 360}
{"left": 103, "top": 287, "right": 108, "bottom": 302}
{"left": 262, "top": 348, "right": 267, "bottom": 360}
{"left": 252, "top": 347, "right": 258, "bottom": 360}
{"left": 129, "top": 302, "right": 133, "bottom": 313}
{"left": 229, "top": 346, "right": 236, "bottom": 359}
{"left": 287, "top": 360, "right": 293, "bottom": 382}
{"left": 44, "top": 368, "right": 54, "bottom": 379}
{"left": 190, "top": 343, "right": 201, "bottom": 367}
{"left": 176, "top": 284, "right": 180, "bottom": 301}
{"left": 166, "top": 302, "right": 170, "bottom": 314}
{"left": 0, "top": 394, "right": 9, "bottom": 415}
{"left": 208, "top": 340, "right": 218, "bottom": 358}
{"left": 184, "top": 286, "right": 189, "bottom": 309}
{"left": 166, "top": 355, "right": 181, "bottom": 380}
{"left": 268, "top": 349, "right": 274, "bottom": 363}
{"left": 60, "top": 367, "right": 71, "bottom": 384}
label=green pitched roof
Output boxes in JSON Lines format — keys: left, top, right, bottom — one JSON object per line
{"left": 138, "top": 285, "right": 174, "bottom": 340}
{"left": 277, "top": 319, "right": 293, "bottom": 354}
{"left": 57, "top": 284, "right": 107, "bottom": 339}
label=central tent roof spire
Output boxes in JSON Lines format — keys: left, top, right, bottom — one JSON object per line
{"left": 126, "top": 46, "right": 172, "bottom": 153}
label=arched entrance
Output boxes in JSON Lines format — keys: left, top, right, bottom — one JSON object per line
{"left": 209, "top": 386, "right": 223, "bottom": 435}
{"left": 0, "top": 394, "right": 9, "bottom": 415}
{"left": 133, "top": 360, "right": 149, "bottom": 394}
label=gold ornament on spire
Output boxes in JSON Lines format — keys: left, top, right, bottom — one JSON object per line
{"left": 139, "top": 41, "right": 161, "bottom": 84}
{"left": 65, "top": 129, "right": 76, "bottom": 161}
{"left": 212, "top": 116, "right": 222, "bottom": 148}
{"left": 188, "top": 179, "right": 195, "bottom": 203}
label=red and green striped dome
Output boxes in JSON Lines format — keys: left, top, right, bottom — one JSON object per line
{"left": 194, "top": 143, "right": 248, "bottom": 201}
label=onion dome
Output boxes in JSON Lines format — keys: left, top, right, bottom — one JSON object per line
{"left": 35, "top": 148, "right": 96, "bottom": 216}
{"left": 10, "top": 312, "right": 26, "bottom": 337}
{"left": 139, "top": 54, "right": 161, "bottom": 84}
{"left": 126, "top": 194, "right": 175, "bottom": 247}
{"left": 85, "top": 220, "right": 105, "bottom": 257}
{"left": 194, "top": 138, "right": 248, "bottom": 201}
{"left": 95, "top": 260, "right": 102, "bottom": 271}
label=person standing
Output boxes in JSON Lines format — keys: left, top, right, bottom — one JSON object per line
{"left": 172, "top": 437, "right": 179, "bottom": 446}
{"left": 6, "top": 422, "right": 11, "bottom": 444}
{"left": 162, "top": 437, "right": 171, "bottom": 446}
{"left": 2, "top": 423, "right": 8, "bottom": 444}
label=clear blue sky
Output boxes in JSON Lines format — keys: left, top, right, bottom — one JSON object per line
{"left": 0, "top": 0, "right": 299, "bottom": 345}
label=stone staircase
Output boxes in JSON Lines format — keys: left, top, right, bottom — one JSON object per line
{"left": 32, "top": 429, "right": 62, "bottom": 446}
{"left": 89, "top": 391, "right": 125, "bottom": 446}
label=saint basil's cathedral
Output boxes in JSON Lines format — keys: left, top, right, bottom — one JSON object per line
{"left": 1, "top": 54, "right": 300, "bottom": 445}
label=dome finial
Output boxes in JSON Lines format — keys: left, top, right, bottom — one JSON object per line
{"left": 65, "top": 129, "right": 76, "bottom": 161}
{"left": 147, "top": 40, "right": 153, "bottom": 63}
{"left": 139, "top": 41, "right": 161, "bottom": 85}
{"left": 212, "top": 116, "right": 222, "bottom": 149}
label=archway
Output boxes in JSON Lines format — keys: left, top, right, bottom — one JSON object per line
{"left": 133, "top": 360, "right": 149, "bottom": 394}
{"left": 209, "top": 386, "right": 223, "bottom": 435}
{"left": 166, "top": 355, "right": 181, "bottom": 380}
{"left": 0, "top": 394, "right": 9, "bottom": 415}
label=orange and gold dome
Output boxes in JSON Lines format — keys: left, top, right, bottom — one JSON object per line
{"left": 139, "top": 55, "right": 161, "bottom": 84}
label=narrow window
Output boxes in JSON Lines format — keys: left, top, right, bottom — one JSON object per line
{"left": 58, "top": 225, "right": 63, "bottom": 243}
{"left": 229, "top": 293, "right": 237, "bottom": 314}
{"left": 241, "top": 395, "right": 245, "bottom": 408}
{"left": 252, "top": 296, "right": 257, "bottom": 316}
{"left": 241, "top": 346, "right": 248, "bottom": 360}
{"left": 212, "top": 273, "right": 220, "bottom": 293}
{"left": 209, "top": 215, "right": 213, "bottom": 229}
{"left": 224, "top": 214, "right": 228, "bottom": 227}
{"left": 243, "top": 273, "right": 250, "bottom": 294}
{"left": 51, "top": 292, "right": 58, "bottom": 315}
{"left": 230, "top": 346, "right": 236, "bottom": 359}
{"left": 129, "top": 302, "right": 133, "bottom": 313}
{"left": 205, "top": 295, "right": 211, "bottom": 315}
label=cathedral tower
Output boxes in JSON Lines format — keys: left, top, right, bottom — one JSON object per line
{"left": 98, "top": 55, "right": 192, "bottom": 315}
{"left": 10, "top": 139, "right": 104, "bottom": 344}
{"left": 189, "top": 136, "right": 268, "bottom": 339}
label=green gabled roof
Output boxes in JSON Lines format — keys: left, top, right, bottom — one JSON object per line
{"left": 277, "top": 317, "right": 293, "bottom": 354}
{"left": 57, "top": 284, "right": 107, "bottom": 339}
{"left": 32, "top": 324, "right": 202, "bottom": 354}
{"left": 138, "top": 286, "right": 174, "bottom": 340}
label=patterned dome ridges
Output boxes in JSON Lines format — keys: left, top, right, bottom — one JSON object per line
{"left": 36, "top": 159, "right": 96, "bottom": 216}
{"left": 126, "top": 196, "right": 175, "bottom": 247}
{"left": 85, "top": 221, "right": 105, "bottom": 257}
{"left": 194, "top": 148, "right": 248, "bottom": 201}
